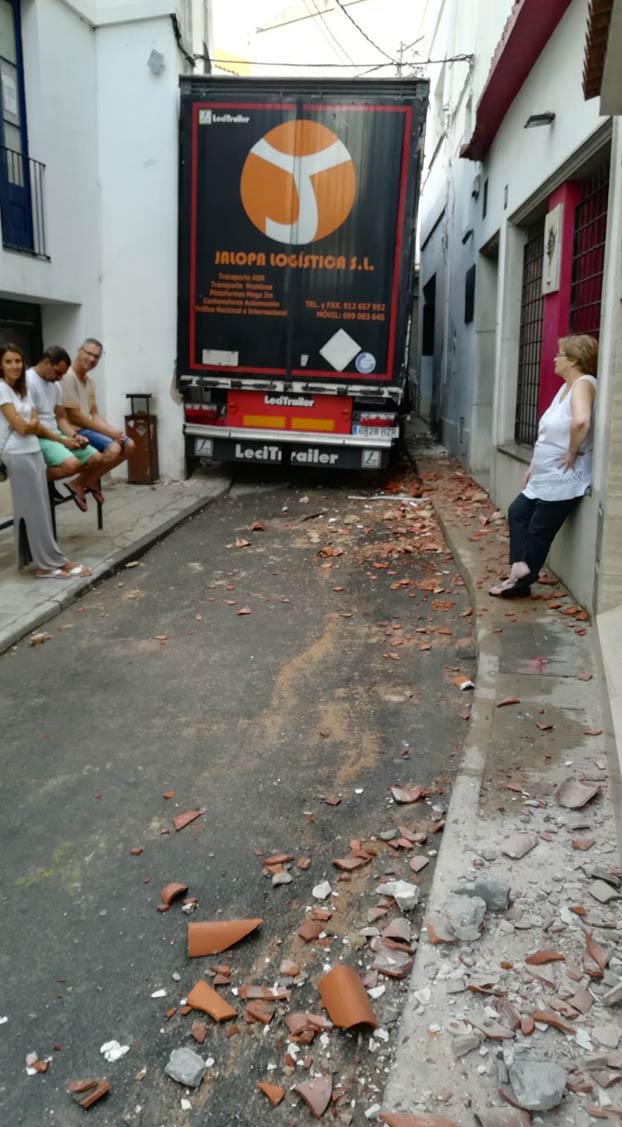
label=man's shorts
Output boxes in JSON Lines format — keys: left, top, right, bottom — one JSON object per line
{"left": 77, "top": 428, "right": 115, "bottom": 453}
{"left": 39, "top": 433, "right": 98, "bottom": 468}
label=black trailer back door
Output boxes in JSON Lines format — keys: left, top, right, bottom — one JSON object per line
{"left": 178, "top": 77, "right": 428, "bottom": 386}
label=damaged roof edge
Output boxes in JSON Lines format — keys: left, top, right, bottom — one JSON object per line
{"left": 460, "top": 0, "right": 573, "bottom": 162}
{"left": 582, "top": 0, "right": 616, "bottom": 100}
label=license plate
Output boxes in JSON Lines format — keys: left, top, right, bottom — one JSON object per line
{"left": 352, "top": 426, "right": 398, "bottom": 438}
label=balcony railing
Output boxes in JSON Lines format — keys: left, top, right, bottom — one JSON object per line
{"left": 0, "top": 146, "right": 48, "bottom": 258}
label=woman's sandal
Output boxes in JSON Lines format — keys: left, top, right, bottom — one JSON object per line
{"left": 36, "top": 568, "right": 73, "bottom": 580}
{"left": 65, "top": 564, "right": 93, "bottom": 578}
{"left": 489, "top": 576, "right": 532, "bottom": 598}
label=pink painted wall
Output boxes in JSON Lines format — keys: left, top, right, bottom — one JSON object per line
{"left": 538, "top": 181, "right": 582, "bottom": 417}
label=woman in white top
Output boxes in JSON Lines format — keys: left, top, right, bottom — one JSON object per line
{"left": 490, "top": 334, "right": 598, "bottom": 598}
{"left": 0, "top": 343, "right": 91, "bottom": 578}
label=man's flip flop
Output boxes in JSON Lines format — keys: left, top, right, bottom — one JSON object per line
{"left": 489, "top": 577, "right": 532, "bottom": 598}
{"left": 65, "top": 486, "right": 88, "bottom": 513}
{"left": 86, "top": 485, "right": 105, "bottom": 505}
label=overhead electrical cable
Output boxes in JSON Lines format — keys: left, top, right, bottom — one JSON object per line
{"left": 199, "top": 54, "right": 474, "bottom": 69}
{"left": 306, "top": 0, "right": 359, "bottom": 69}
{"left": 333, "top": 0, "right": 398, "bottom": 64}
{"left": 256, "top": 0, "right": 369, "bottom": 34}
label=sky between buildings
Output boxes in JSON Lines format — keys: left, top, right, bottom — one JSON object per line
{"left": 210, "top": 0, "right": 431, "bottom": 79}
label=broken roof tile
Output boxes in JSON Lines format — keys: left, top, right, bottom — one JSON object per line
{"left": 67, "top": 1079, "right": 110, "bottom": 1109}
{"left": 187, "top": 918, "right": 262, "bottom": 956}
{"left": 172, "top": 807, "right": 206, "bottom": 831}
{"left": 556, "top": 778, "right": 601, "bottom": 809}
{"left": 257, "top": 1081, "right": 285, "bottom": 1106}
{"left": 159, "top": 882, "right": 188, "bottom": 907}
{"left": 318, "top": 965, "right": 378, "bottom": 1029}
{"left": 294, "top": 1073, "right": 333, "bottom": 1118}
{"left": 186, "top": 980, "right": 236, "bottom": 1022}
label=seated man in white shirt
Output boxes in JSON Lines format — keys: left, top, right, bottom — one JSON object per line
{"left": 26, "top": 346, "right": 104, "bottom": 513}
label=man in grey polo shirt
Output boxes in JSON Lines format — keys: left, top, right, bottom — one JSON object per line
{"left": 61, "top": 339, "right": 135, "bottom": 491}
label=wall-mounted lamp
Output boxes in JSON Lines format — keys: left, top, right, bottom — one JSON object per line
{"left": 147, "top": 49, "right": 165, "bottom": 76}
{"left": 524, "top": 112, "right": 555, "bottom": 128}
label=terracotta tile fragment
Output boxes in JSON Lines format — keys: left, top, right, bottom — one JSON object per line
{"left": 521, "top": 1016, "right": 535, "bottom": 1036}
{"left": 585, "top": 930, "right": 609, "bottom": 973}
{"left": 129, "top": 847, "right": 143, "bottom": 855}
{"left": 172, "top": 807, "right": 206, "bottom": 831}
{"left": 285, "top": 1012, "right": 332, "bottom": 1042}
{"left": 572, "top": 838, "right": 595, "bottom": 851}
{"left": 525, "top": 950, "right": 565, "bottom": 965}
{"left": 179, "top": 1005, "right": 191, "bottom": 1016}
{"left": 160, "top": 882, "right": 188, "bottom": 907}
{"left": 497, "top": 697, "right": 521, "bottom": 708}
{"left": 556, "top": 778, "right": 601, "bottom": 809}
{"left": 162, "top": 790, "right": 175, "bottom": 799}
{"left": 67, "top": 1079, "right": 110, "bottom": 1109}
{"left": 294, "top": 1073, "right": 333, "bottom": 1118}
{"left": 164, "top": 1006, "right": 177, "bottom": 1019}
{"left": 333, "top": 854, "right": 369, "bottom": 872}
{"left": 257, "top": 1081, "right": 285, "bottom": 1107}
{"left": 427, "top": 917, "right": 457, "bottom": 944}
{"left": 186, "top": 979, "right": 236, "bottom": 1021}
{"left": 244, "top": 1000, "right": 275, "bottom": 1024}
{"left": 225, "top": 1024, "right": 239, "bottom": 1038}
{"left": 187, "top": 918, "right": 262, "bottom": 956}
{"left": 239, "top": 985, "right": 289, "bottom": 1001}
{"left": 390, "top": 785, "right": 427, "bottom": 804}
{"left": 532, "top": 1009, "right": 574, "bottom": 1033}
{"left": 569, "top": 987, "right": 593, "bottom": 1014}
{"left": 379, "top": 1113, "right": 460, "bottom": 1127}
{"left": 298, "top": 918, "right": 324, "bottom": 943}
{"left": 318, "top": 965, "right": 378, "bottom": 1029}
{"left": 191, "top": 1022, "right": 207, "bottom": 1044}
{"left": 297, "top": 857, "right": 312, "bottom": 870}
{"left": 264, "top": 853, "right": 294, "bottom": 865}
{"left": 382, "top": 918, "right": 411, "bottom": 944}
{"left": 280, "top": 959, "right": 300, "bottom": 977}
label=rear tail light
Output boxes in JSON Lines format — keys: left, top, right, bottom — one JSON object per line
{"left": 185, "top": 405, "right": 220, "bottom": 424}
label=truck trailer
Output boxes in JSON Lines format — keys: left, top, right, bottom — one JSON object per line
{"left": 178, "top": 75, "right": 429, "bottom": 472}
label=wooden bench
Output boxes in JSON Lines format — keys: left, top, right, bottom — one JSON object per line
{"left": 0, "top": 481, "right": 103, "bottom": 536}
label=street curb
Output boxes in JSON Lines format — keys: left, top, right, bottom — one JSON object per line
{"left": 0, "top": 479, "right": 231, "bottom": 656}
{"left": 383, "top": 445, "right": 499, "bottom": 1109}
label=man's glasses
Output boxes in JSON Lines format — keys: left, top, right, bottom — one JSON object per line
{"left": 81, "top": 349, "right": 101, "bottom": 362}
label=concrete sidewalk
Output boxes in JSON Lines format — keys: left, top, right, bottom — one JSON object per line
{"left": 383, "top": 435, "right": 622, "bottom": 1126}
{"left": 0, "top": 471, "right": 230, "bottom": 655}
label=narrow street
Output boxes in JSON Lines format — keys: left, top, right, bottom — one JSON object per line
{"left": 0, "top": 463, "right": 475, "bottom": 1126}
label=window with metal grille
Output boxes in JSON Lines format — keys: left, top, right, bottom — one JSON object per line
{"left": 515, "top": 216, "right": 545, "bottom": 445}
{"left": 570, "top": 162, "right": 610, "bottom": 339}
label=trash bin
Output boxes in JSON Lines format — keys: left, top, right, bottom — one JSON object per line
{"left": 124, "top": 394, "right": 159, "bottom": 484}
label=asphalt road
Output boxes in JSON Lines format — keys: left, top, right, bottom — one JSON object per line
{"left": 0, "top": 463, "right": 475, "bottom": 1127}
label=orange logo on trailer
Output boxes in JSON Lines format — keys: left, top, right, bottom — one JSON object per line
{"left": 240, "top": 120, "right": 356, "bottom": 245}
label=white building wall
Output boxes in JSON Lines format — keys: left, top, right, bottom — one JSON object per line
{"left": 1, "top": 0, "right": 208, "bottom": 481}
{"left": 418, "top": 0, "right": 619, "bottom": 611}
{"left": 95, "top": 15, "right": 184, "bottom": 477}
